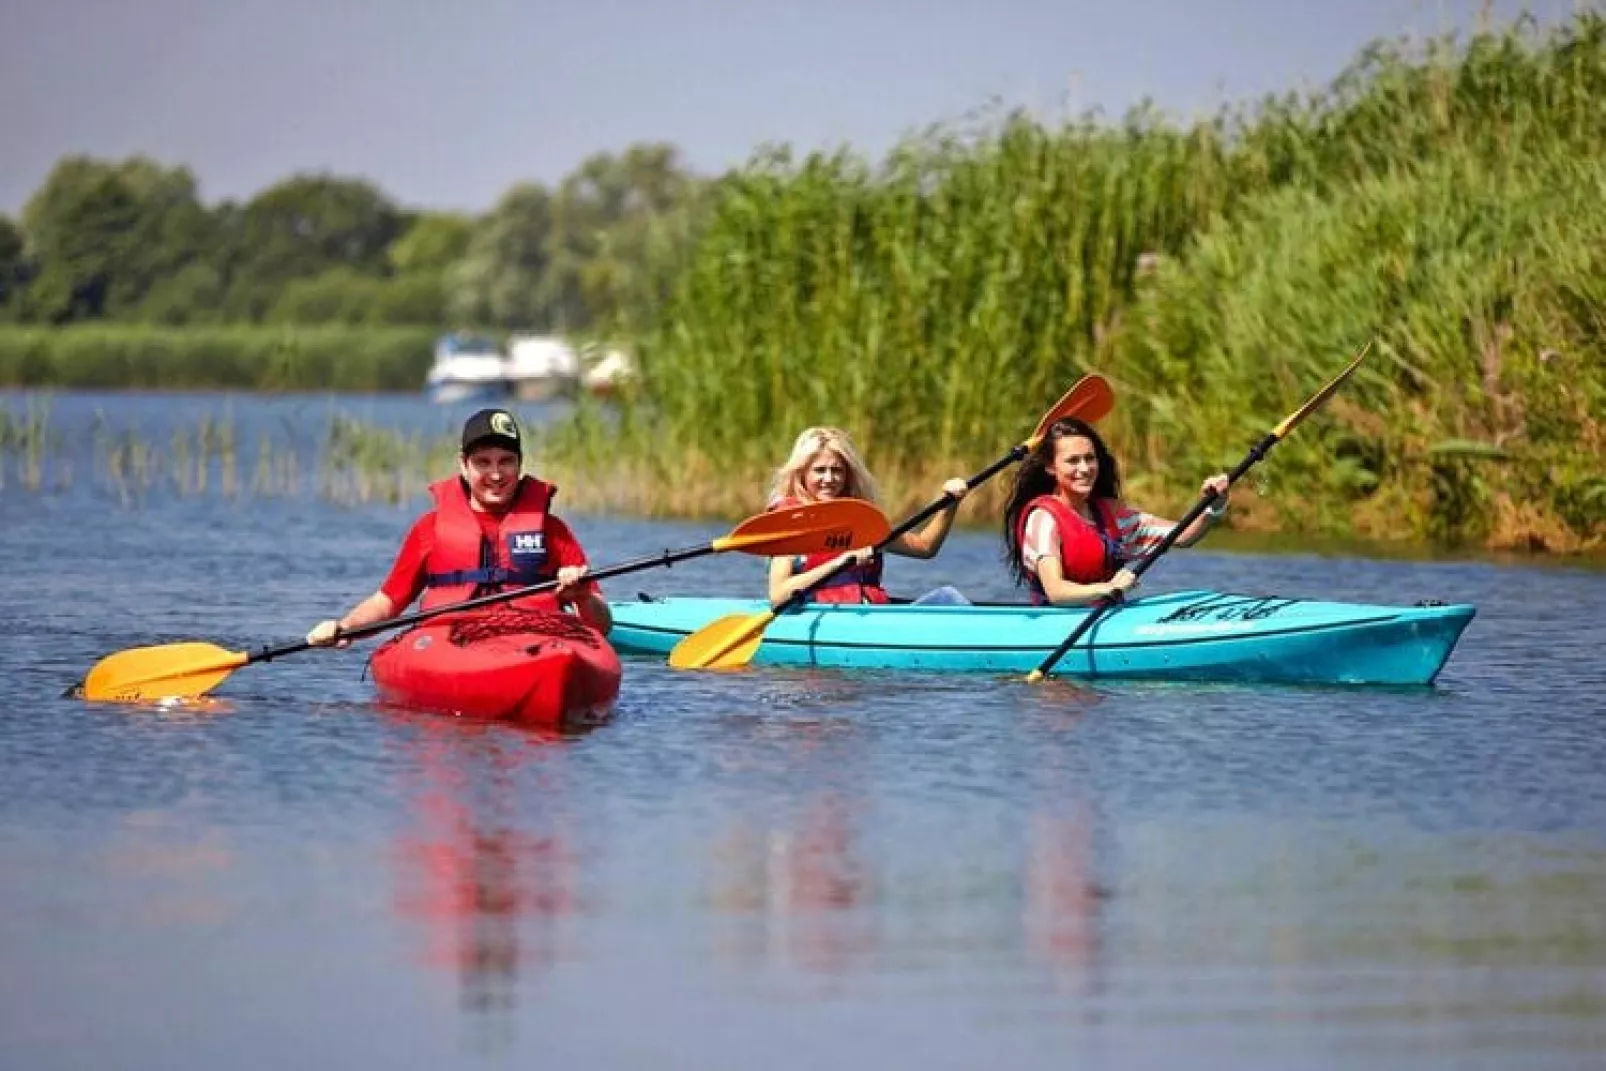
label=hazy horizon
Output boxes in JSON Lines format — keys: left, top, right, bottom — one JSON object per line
{"left": 1, "top": 0, "right": 1577, "bottom": 215}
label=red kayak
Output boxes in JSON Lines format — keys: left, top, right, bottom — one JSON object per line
{"left": 370, "top": 608, "right": 621, "bottom": 730}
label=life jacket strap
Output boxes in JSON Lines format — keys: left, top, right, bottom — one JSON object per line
{"left": 424, "top": 565, "right": 551, "bottom": 588}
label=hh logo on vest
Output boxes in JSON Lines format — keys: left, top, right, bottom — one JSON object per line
{"left": 508, "top": 531, "right": 547, "bottom": 564}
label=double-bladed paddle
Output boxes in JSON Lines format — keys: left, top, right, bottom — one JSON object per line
{"left": 75, "top": 498, "right": 890, "bottom": 703}
{"left": 1025, "top": 341, "right": 1374, "bottom": 683}
{"left": 668, "top": 373, "right": 1117, "bottom": 671}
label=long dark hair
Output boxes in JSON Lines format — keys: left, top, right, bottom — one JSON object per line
{"left": 1000, "top": 417, "right": 1122, "bottom": 586}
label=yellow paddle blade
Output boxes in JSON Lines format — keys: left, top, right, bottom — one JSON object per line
{"left": 81, "top": 642, "right": 248, "bottom": 703}
{"left": 1027, "top": 373, "right": 1116, "bottom": 447}
{"left": 712, "top": 498, "right": 889, "bottom": 557}
{"left": 667, "top": 611, "right": 777, "bottom": 670}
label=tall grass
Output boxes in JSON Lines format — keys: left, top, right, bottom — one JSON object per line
{"left": 0, "top": 395, "right": 52, "bottom": 491}
{"left": 1111, "top": 143, "right": 1606, "bottom": 551}
{"left": 562, "top": 10, "right": 1606, "bottom": 551}
{"left": 612, "top": 117, "right": 1239, "bottom": 473}
{"left": 0, "top": 325, "right": 438, "bottom": 391}
{"left": 319, "top": 415, "right": 457, "bottom": 506}
{"left": 0, "top": 398, "right": 462, "bottom": 507}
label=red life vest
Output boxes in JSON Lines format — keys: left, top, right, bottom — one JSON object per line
{"left": 422, "top": 475, "right": 560, "bottom": 611}
{"left": 1016, "top": 495, "right": 1125, "bottom": 605}
{"left": 770, "top": 495, "right": 889, "bottom": 605}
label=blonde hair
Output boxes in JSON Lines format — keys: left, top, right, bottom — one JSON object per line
{"left": 767, "top": 426, "right": 880, "bottom": 506}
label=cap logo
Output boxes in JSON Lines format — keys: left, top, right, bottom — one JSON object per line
{"left": 490, "top": 412, "right": 518, "bottom": 439}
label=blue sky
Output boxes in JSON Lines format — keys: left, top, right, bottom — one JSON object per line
{"left": 0, "top": 0, "right": 1569, "bottom": 215}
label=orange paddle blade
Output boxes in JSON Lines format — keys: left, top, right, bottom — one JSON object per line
{"left": 712, "top": 498, "right": 889, "bottom": 557}
{"left": 667, "top": 611, "right": 777, "bottom": 670}
{"left": 1027, "top": 373, "right": 1115, "bottom": 448}
{"left": 82, "top": 642, "right": 248, "bottom": 703}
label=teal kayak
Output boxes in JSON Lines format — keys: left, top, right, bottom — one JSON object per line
{"left": 607, "top": 590, "right": 1476, "bottom": 686}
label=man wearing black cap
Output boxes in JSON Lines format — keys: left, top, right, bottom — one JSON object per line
{"left": 306, "top": 407, "right": 610, "bottom": 646}
{"left": 454, "top": 407, "right": 527, "bottom": 513}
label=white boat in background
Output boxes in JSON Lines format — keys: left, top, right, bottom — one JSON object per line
{"left": 425, "top": 333, "right": 513, "bottom": 405}
{"left": 425, "top": 332, "right": 635, "bottom": 404}
{"left": 581, "top": 347, "right": 636, "bottom": 397}
{"left": 505, "top": 335, "right": 580, "bottom": 401}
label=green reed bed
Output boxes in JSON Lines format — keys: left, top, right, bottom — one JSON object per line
{"left": 318, "top": 416, "right": 457, "bottom": 507}
{"left": 1108, "top": 142, "right": 1606, "bottom": 552}
{"left": 551, "top": 11, "right": 1606, "bottom": 553}
{"left": 0, "top": 399, "right": 464, "bottom": 507}
{"left": 88, "top": 411, "right": 296, "bottom": 506}
{"left": 0, "top": 325, "right": 439, "bottom": 392}
{"left": 0, "top": 396, "right": 53, "bottom": 492}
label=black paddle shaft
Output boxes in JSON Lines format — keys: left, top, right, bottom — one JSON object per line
{"left": 1128, "top": 431, "right": 1275, "bottom": 581}
{"left": 243, "top": 541, "right": 721, "bottom": 665}
{"left": 769, "top": 446, "right": 1024, "bottom": 617}
{"left": 1030, "top": 430, "right": 1281, "bottom": 679}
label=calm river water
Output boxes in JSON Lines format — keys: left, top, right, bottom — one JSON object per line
{"left": 2, "top": 391, "right": 1603, "bottom": 1070}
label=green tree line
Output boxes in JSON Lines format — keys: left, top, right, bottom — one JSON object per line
{"left": 0, "top": 143, "right": 703, "bottom": 332}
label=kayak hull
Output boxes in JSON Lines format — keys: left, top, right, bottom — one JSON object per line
{"left": 607, "top": 590, "right": 1475, "bottom": 686}
{"left": 370, "top": 613, "right": 621, "bottom": 729}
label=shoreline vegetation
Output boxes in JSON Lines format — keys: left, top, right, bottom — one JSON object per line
{"left": 3, "top": 398, "right": 1603, "bottom": 568}
{"left": 0, "top": 327, "right": 437, "bottom": 392}
{"left": 2, "top": 12, "right": 1603, "bottom": 555}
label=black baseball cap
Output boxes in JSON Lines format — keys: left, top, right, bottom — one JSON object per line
{"left": 460, "top": 408, "right": 522, "bottom": 456}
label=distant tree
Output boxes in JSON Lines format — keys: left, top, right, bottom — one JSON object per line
{"left": 368, "top": 274, "right": 447, "bottom": 326}
{"left": 388, "top": 212, "right": 473, "bottom": 275}
{"left": 445, "top": 144, "right": 703, "bottom": 332}
{"left": 20, "top": 158, "right": 139, "bottom": 321}
{"left": 110, "top": 158, "right": 218, "bottom": 313}
{"left": 0, "top": 214, "right": 25, "bottom": 313}
{"left": 446, "top": 182, "right": 555, "bottom": 328}
{"left": 265, "top": 267, "right": 385, "bottom": 325}
{"left": 135, "top": 263, "right": 228, "bottom": 325}
{"left": 19, "top": 156, "right": 215, "bottom": 323}
{"left": 365, "top": 211, "right": 472, "bottom": 328}
{"left": 6, "top": 144, "right": 706, "bottom": 329}
{"left": 223, "top": 174, "right": 403, "bottom": 320}
{"left": 541, "top": 143, "right": 697, "bottom": 328}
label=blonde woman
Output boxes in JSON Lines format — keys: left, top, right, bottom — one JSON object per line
{"left": 766, "top": 426, "right": 970, "bottom": 605}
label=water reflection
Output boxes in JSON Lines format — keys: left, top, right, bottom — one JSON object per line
{"left": 699, "top": 676, "right": 1117, "bottom": 995}
{"left": 387, "top": 716, "right": 591, "bottom": 1037}
{"left": 708, "top": 790, "right": 875, "bottom": 978}
{"left": 701, "top": 674, "right": 877, "bottom": 980}
{"left": 102, "top": 812, "right": 237, "bottom": 928}
{"left": 1023, "top": 803, "right": 1106, "bottom": 994}
{"left": 1018, "top": 691, "right": 1112, "bottom": 1013}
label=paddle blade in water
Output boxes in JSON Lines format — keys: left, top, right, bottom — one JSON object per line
{"left": 1029, "top": 374, "right": 1115, "bottom": 446}
{"left": 667, "top": 611, "right": 775, "bottom": 670}
{"left": 714, "top": 498, "right": 889, "bottom": 557}
{"left": 81, "top": 642, "right": 248, "bottom": 702}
